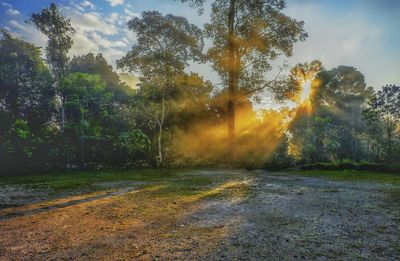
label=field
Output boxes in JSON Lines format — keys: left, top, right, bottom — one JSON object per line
{"left": 0, "top": 169, "right": 399, "bottom": 260}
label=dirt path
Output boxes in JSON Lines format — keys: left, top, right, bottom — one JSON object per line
{"left": 0, "top": 170, "right": 399, "bottom": 260}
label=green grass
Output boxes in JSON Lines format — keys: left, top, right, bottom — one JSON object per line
{"left": 0, "top": 169, "right": 253, "bottom": 202}
{"left": 291, "top": 170, "right": 400, "bottom": 185}
{"left": 0, "top": 169, "right": 182, "bottom": 191}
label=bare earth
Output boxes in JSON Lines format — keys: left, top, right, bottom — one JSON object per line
{"left": 0, "top": 170, "right": 399, "bottom": 260}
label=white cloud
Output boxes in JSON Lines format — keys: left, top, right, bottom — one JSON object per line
{"left": 58, "top": 4, "right": 134, "bottom": 67}
{"left": 70, "top": 32, "right": 100, "bottom": 55}
{"left": 81, "top": 0, "right": 95, "bottom": 9}
{"left": 62, "top": 7, "right": 118, "bottom": 35}
{"left": 123, "top": 28, "right": 137, "bottom": 43}
{"left": 1, "top": 1, "right": 11, "bottom": 8}
{"left": 3, "top": 1, "right": 130, "bottom": 70}
{"left": 123, "top": 8, "right": 140, "bottom": 22}
{"left": 107, "top": 12, "right": 120, "bottom": 25}
{"left": 106, "top": 0, "right": 124, "bottom": 7}
{"left": 7, "top": 20, "right": 47, "bottom": 48}
{"left": 8, "top": 20, "right": 24, "bottom": 30}
{"left": 6, "top": 8, "right": 20, "bottom": 16}
{"left": 68, "top": 30, "right": 126, "bottom": 67}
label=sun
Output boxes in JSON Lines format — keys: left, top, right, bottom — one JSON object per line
{"left": 295, "top": 72, "right": 320, "bottom": 114}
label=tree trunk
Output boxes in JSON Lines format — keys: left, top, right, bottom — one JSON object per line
{"left": 158, "top": 123, "right": 163, "bottom": 165}
{"left": 80, "top": 127, "right": 84, "bottom": 167}
{"left": 61, "top": 93, "right": 66, "bottom": 131}
{"left": 227, "top": 0, "right": 237, "bottom": 148}
{"left": 387, "top": 119, "right": 392, "bottom": 163}
{"left": 157, "top": 92, "right": 166, "bottom": 166}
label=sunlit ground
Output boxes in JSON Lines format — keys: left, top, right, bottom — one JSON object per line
{"left": 0, "top": 170, "right": 255, "bottom": 259}
{"left": 0, "top": 169, "right": 399, "bottom": 260}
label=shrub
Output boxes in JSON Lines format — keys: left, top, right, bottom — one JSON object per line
{"left": 336, "top": 162, "right": 357, "bottom": 170}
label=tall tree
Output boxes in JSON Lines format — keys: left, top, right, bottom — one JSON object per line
{"left": 28, "top": 3, "right": 75, "bottom": 130}
{"left": 362, "top": 105, "right": 384, "bottom": 162}
{"left": 0, "top": 30, "right": 54, "bottom": 170}
{"left": 370, "top": 85, "right": 400, "bottom": 163}
{"left": 180, "top": 0, "right": 307, "bottom": 144}
{"left": 317, "top": 66, "right": 374, "bottom": 161}
{"left": 69, "top": 53, "right": 134, "bottom": 101}
{"left": 117, "top": 11, "right": 204, "bottom": 165}
{"left": 60, "top": 73, "right": 113, "bottom": 165}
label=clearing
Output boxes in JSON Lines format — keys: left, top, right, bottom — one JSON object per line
{"left": 0, "top": 169, "right": 399, "bottom": 260}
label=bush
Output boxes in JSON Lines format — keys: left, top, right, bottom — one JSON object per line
{"left": 357, "top": 163, "right": 385, "bottom": 171}
{"left": 336, "top": 162, "right": 357, "bottom": 170}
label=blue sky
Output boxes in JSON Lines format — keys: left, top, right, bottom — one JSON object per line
{"left": 1, "top": 0, "right": 399, "bottom": 94}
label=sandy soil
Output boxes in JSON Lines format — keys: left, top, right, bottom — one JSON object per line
{"left": 0, "top": 170, "right": 399, "bottom": 260}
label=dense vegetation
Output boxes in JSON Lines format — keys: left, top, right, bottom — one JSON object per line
{"left": 0, "top": 1, "right": 399, "bottom": 174}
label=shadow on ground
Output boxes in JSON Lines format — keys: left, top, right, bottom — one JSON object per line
{"left": 0, "top": 170, "right": 399, "bottom": 260}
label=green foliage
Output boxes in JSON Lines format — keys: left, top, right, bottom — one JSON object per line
{"left": 265, "top": 135, "right": 294, "bottom": 170}
{"left": 0, "top": 30, "right": 55, "bottom": 172}
{"left": 117, "top": 11, "right": 205, "bottom": 165}
{"left": 28, "top": 2, "right": 74, "bottom": 80}
{"left": 14, "top": 119, "right": 31, "bottom": 140}
{"left": 116, "top": 130, "right": 150, "bottom": 161}
{"left": 69, "top": 53, "right": 135, "bottom": 100}
{"left": 369, "top": 85, "right": 400, "bottom": 163}
{"left": 289, "top": 65, "right": 378, "bottom": 164}
{"left": 117, "top": 11, "right": 204, "bottom": 81}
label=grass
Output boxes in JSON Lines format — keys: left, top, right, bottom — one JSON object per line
{"left": 0, "top": 169, "right": 253, "bottom": 200}
{"left": 0, "top": 169, "right": 182, "bottom": 191}
{"left": 291, "top": 170, "right": 400, "bottom": 185}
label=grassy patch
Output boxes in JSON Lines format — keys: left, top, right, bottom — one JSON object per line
{"left": 291, "top": 170, "right": 400, "bottom": 185}
{"left": 0, "top": 169, "right": 253, "bottom": 201}
{"left": 0, "top": 169, "right": 181, "bottom": 191}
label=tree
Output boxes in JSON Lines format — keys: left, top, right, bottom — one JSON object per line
{"left": 315, "top": 66, "right": 373, "bottom": 161}
{"left": 69, "top": 53, "right": 134, "bottom": 101}
{"left": 179, "top": 0, "right": 307, "bottom": 145}
{"left": 0, "top": 30, "right": 55, "bottom": 171}
{"left": 370, "top": 85, "right": 400, "bottom": 163}
{"left": 288, "top": 65, "right": 374, "bottom": 162}
{"left": 362, "top": 106, "right": 384, "bottom": 162}
{"left": 114, "top": 130, "right": 150, "bottom": 165}
{"left": 60, "top": 73, "right": 113, "bottom": 166}
{"left": 28, "top": 3, "right": 75, "bottom": 130}
{"left": 117, "top": 11, "right": 204, "bottom": 165}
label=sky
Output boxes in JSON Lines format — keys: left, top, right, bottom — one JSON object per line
{"left": 1, "top": 0, "right": 399, "bottom": 97}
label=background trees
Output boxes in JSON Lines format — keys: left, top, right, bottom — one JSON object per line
{"left": 369, "top": 85, "right": 400, "bottom": 163}
{"left": 288, "top": 65, "right": 399, "bottom": 165}
{"left": 117, "top": 11, "right": 204, "bottom": 165}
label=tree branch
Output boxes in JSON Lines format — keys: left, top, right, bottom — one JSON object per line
{"left": 245, "top": 66, "right": 284, "bottom": 95}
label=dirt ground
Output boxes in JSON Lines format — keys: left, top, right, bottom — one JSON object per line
{"left": 0, "top": 170, "right": 399, "bottom": 260}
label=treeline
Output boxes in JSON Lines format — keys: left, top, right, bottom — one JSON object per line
{"left": 0, "top": 2, "right": 399, "bottom": 173}
{"left": 269, "top": 63, "right": 400, "bottom": 169}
